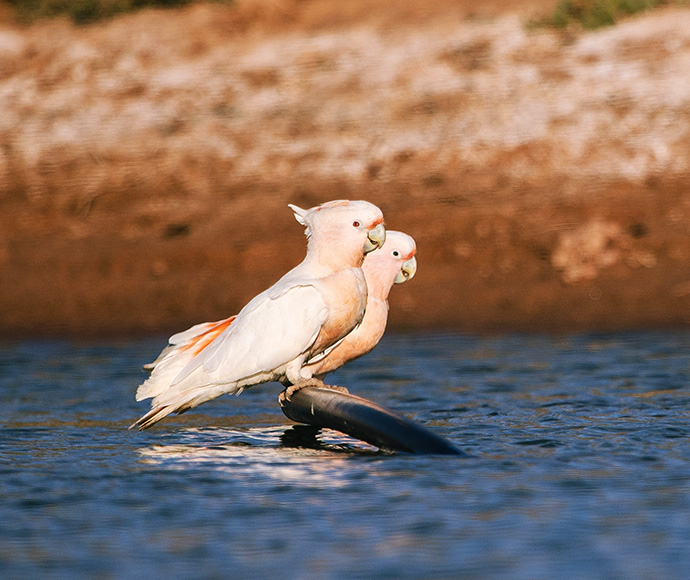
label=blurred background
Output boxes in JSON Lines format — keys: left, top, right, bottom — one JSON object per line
{"left": 1, "top": 0, "right": 690, "bottom": 337}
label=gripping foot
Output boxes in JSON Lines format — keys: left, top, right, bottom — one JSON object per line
{"left": 279, "top": 378, "right": 350, "bottom": 404}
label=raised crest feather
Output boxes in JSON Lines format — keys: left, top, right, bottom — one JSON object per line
{"left": 288, "top": 204, "right": 308, "bottom": 226}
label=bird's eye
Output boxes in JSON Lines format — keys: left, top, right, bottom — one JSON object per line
{"left": 392, "top": 250, "right": 399, "bottom": 257}
{"left": 352, "top": 221, "right": 360, "bottom": 228}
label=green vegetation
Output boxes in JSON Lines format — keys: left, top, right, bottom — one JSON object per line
{"left": 7, "top": 0, "right": 230, "bottom": 24}
{"left": 539, "top": 0, "right": 668, "bottom": 29}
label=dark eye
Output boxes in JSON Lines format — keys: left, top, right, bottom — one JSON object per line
{"left": 352, "top": 221, "right": 360, "bottom": 228}
{"left": 392, "top": 250, "right": 399, "bottom": 257}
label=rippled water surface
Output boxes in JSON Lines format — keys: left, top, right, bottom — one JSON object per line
{"left": 2, "top": 332, "right": 690, "bottom": 579}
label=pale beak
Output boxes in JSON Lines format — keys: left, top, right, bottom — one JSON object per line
{"left": 364, "top": 222, "right": 386, "bottom": 253}
{"left": 394, "top": 255, "right": 417, "bottom": 284}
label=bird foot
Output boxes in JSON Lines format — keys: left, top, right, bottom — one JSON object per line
{"left": 280, "top": 378, "right": 350, "bottom": 403}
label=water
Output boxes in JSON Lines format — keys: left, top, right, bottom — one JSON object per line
{"left": 2, "top": 332, "right": 690, "bottom": 579}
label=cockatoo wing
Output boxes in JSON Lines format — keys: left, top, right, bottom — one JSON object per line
{"left": 168, "top": 319, "right": 229, "bottom": 347}
{"left": 175, "top": 284, "right": 326, "bottom": 385}
{"left": 133, "top": 282, "right": 328, "bottom": 427}
{"left": 141, "top": 318, "right": 235, "bottom": 372}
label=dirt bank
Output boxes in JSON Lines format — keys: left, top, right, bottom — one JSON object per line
{"left": 1, "top": 0, "right": 690, "bottom": 336}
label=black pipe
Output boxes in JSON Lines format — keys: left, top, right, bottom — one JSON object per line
{"left": 279, "top": 386, "right": 470, "bottom": 456}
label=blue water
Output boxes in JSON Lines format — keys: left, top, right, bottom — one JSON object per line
{"left": 2, "top": 332, "right": 690, "bottom": 579}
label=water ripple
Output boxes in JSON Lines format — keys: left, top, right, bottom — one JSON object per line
{"left": 1, "top": 331, "right": 690, "bottom": 579}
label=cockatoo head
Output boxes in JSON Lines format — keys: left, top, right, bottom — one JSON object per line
{"left": 362, "top": 230, "right": 417, "bottom": 299}
{"left": 288, "top": 200, "right": 386, "bottom": 268}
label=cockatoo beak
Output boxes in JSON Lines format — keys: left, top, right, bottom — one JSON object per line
{"left": 364, "top": 222, "right": 386, "bottom": 254}
{"left": 394, "top": 255, "right": 417, "bottom": 284}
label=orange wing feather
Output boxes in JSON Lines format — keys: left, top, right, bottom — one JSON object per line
{"left": 180, "top": 316, "right": 236, "bottom": 356}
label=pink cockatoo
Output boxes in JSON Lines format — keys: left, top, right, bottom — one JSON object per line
{"left": 143, "top": 230, "right": 417, "bottom": 396}
{"left": 300, "top": 230, "right": 417, "bottom": 380}
{"left": 130, "top": 199, "right": 386, "bottom": 430}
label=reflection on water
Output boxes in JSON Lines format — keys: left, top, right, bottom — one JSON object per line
{"left": 1, "top": 332, "right": 690, "bottom": 579}
{"left": 138, "top": 426, "right": 381, "bottom": 487}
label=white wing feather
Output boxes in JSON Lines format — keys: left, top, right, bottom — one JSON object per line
{"left": 179, "top": 285, "right": 325, "bottom": 384}
{"left": 140, "top": 283, "right": 328, "bottom": 410}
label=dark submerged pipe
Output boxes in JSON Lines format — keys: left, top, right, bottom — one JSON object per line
{"left": 279, "top": 386, "right": 470, "bottom": 456}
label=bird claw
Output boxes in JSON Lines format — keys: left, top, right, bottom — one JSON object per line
{"left": 280, "top": 378, "right": 350, "bottom": 403}
{"left": 280, "top": 378, "right": 323, "bottom": 403}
